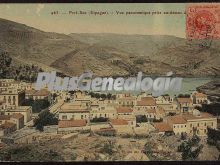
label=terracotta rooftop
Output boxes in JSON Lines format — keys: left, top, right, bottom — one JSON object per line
{"left": 60, "top": 102, "right": 89, "bottom": 112}
{"left": 116, "top": 107, "right": 133, "bottom": 113}
{"left": 33, "top": 89, "right": 50, "bottom": 96}
{"left": 11, "top": 113, "right": 24, "bottom": 120}
{"left": 177, "top": 98, "right": 192, "bottom": 104}
{"left": 167, "top": 115, "right": 187, "bottom": 124}
{"left": 0, "top": 115, "right": 11, "bottom": 121}
{"left": 0, "top": 122, "right": 16, "bottom": 129}
{"left": 110, "top": 119, "right": 128, "bottom": 125}
{"left": 182, "top": 112, "right": 214, "bottom": 120}
{"left": 193, "top": 92, "right": 207, "bottom": 97}
{"left": 58, "top": 119, "right": 87, "bottom": 128}
{"left": 136, "top": 97, "right": 156, "bottom": 106}
{"left": 154, "top": 122, "right": 173, "bottom": 132}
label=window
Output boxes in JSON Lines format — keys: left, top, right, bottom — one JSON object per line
{"left": 174, "top": 126, "right": 175, "bottom": 128}
{"left": 204, "top": 122, "right": 206, "bottom": 126}
{"left": 62, "top": 115, "right": 67, "bottom": 120}
{"left": 81, "top": 115, "right": 83, "bottom": 119}
{"left": 190, "top": 124, "right": 192, "bottom": 127}
{"left": 197, "top": 123, "right": 199, "bottom": 127}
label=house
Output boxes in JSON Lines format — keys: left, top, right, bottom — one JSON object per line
{"left": 134, "top": 96, "right": 157, "bottom": 111}
{"left": 134, "top": 106, "right": 164, "bottom": 122}
{"left": 58, "top": 119, "right": 89, "bottom": 133}
{"left": 166, "top": 115, "right": 187, "bottom": 135}
{"left": 153, "top": 122, "right": 173, "bottom": 135}
{"left": 25, "top": 89, "right": 52, "bottom": 102}
{"left": 58, "top": 102, "right": 90, "bottom": 121}
{"left": 192, "top": 92, "right": 208, "bottom": 105}
{"left": 182, "top": 110, "right": 217, "bottom": 137}
{"left": 110, "top": 119, "right": 133, "bottom": 135}
{"left": 0, "top": 79, "right": 14, "bottom": 92}
{"left": 156, "top": 95, "right": 174, "bottom": 103}
{"left": 0, "top": 113, "right": 24, "bottom": 130}
{"left": 116, "top": 107, "right": 136, "bottom": 127}
{"left": 73, "top": 90, "right": 92, "bottom": 106}
{"left": 0, "top": 115, "right": 11, "bottom": 125}
{"left": 0, "top": 89, "right": 25, "bottom": 106}
{"left": 116, "top": 95, "right": 136, "bottom": 108}
{"left": 0, "top": 122, "right": 16, "bottom": 137}
{"left": 165, "top": 110, "right": 217, "bottom": 137}
{"left": 3, "top": 106, "right": 32, "bottom": 123}
{"left": 156, "top": 95, "right": 177, "bottom": 115}
{"left": 10, "top": 113, "right": 24, "bottom": 130}
{"left": 33, "top": 89, "right": 51, "bottom": 101}
{"left": 175, "top": 97, "right": 193, "bottom": 113}
{"left": 90, "top": 105, "right": 117, "bottom": 120}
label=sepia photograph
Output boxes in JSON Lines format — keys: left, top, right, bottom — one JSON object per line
{"left": 0, "top": 3, "right": 219, "bottom": 162}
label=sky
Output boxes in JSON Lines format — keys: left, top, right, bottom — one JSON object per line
{"left": 0, "top": 3, "right": 186, "bottom": 38}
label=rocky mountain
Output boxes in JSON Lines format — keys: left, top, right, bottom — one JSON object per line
{"left": 0, "top": 18, "right": 220, "bottom": 77}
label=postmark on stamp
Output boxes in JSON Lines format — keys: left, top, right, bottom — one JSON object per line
{"left": 186, "top": 3, "right": 220, "bottom": 40}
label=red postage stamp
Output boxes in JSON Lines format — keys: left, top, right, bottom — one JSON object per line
{"left": 186, "top": 3, "right": 220, "bottom": 39}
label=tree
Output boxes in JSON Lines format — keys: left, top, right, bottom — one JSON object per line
{"left": 177, "top": 135, "right": 203, "bottom": 160}
{"left": 107, "top": 93, "right": 112, "bottom": 100}
{"left": 90, "top": 117, "right": 108, "bottom": 123}
{"left": 143, "top": 142, "right": 153, "bottom": 159}
{"left": 207, "top": 127, "right": 220, "bottom": 146}
{"left": 181, "top": 132, "right": 187, "bottom": 140}
{"left": 178, "top": 94, "right": 190, "bottom": 98}
{"left": 22, "top": 99, "right": 50, "bottom": 113}
{"left": 136, "top": 115, "right": 148, "bottom": 123}
{"left": 34, "top": 110, "right": 58, "bottom": 131}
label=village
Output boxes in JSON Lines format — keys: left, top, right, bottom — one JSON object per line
{"left": 0, "top": 78, "right": 219, "bottom": 161}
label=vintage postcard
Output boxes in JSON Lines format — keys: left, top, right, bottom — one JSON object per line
{"left": 0, "top": 3, "right": 220, "bottom": 162}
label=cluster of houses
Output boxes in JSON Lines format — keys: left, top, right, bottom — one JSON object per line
{"left": 0, "top": 79, "right": 51, "bottom": 139}
{"left": 0, "top": 78, "right": 218, "bottom": 144}
{"left": 56, "top": 89, "right": 217, "bottom": 137}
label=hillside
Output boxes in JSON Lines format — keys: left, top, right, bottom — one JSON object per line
{"left": 0, "top": 18, "right": 220, "bottom": 77}
{"left": 0, "top": 18, "right": 87, "bottom": 74}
